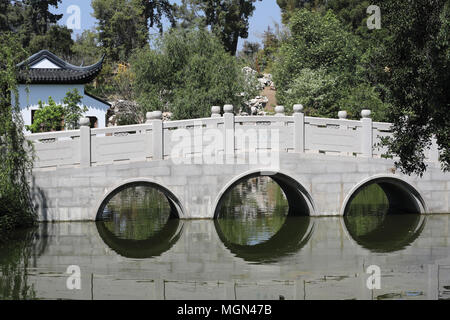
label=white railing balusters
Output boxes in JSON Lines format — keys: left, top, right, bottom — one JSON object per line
{"left": 25, "top": 104, "right": 441, "bottom": 169}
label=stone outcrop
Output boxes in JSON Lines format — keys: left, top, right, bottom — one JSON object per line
{"left": 107, "top": 100, "right": 173, "bottom": 126}
{"left": 107, "top": 100, "right": 142, "bottom": 126}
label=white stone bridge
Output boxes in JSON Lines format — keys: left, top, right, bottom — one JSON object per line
{"left": 26, "top": 104, "right": 450, "bottom": 221}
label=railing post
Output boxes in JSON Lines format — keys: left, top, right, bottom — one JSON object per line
{"left": 361, "top": 109, "right": 373, "bottom": 157}
{"left": 224, "top": 104, "right": 235, "bottom": 161}
{"left": 429, "top": 135, "right": 439, "bottom": 163}
{"left": 211, "top": 106, "right": 221, "bottom": 118}
{"left": 80, "top": 117, "right": 91, "bottom": 168}
{"left": 293, "top": 104, "right": 305, "bottom": 153}
{"left": 275, "top": 105, "right": 285, "bottom": 116}
{"left": 338, "top": 110, "right": 348, "bottom": 130}
{"left": 148, "top": 111, "right": 163, "bottom": 160}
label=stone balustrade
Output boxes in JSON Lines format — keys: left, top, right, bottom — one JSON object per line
{"left": 25, "top": 104, "right": 440, "bottom": 169}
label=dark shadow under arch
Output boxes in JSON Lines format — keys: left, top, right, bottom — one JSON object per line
{"left": 214, "top": 171, "right": 314, "bottom": 218}
{"left": 343, "top": 177, "right": 426, "bottom": 216}
{"left": 342, "top": 177, "right": 427, "bottom": 253}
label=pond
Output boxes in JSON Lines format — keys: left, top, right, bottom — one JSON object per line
{"left": 1, "top": 177, "right": 449, "bottom": 300}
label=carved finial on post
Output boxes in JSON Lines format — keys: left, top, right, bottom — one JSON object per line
{"left": 211, "top": 106, "right": 221, "bottom": 118}
{"left": 79, "top": 117, "right": 90, "bottom": 127}
{"left": 293, "top": 104, "right": 304, "bottom": 114}
{"left": 361, "top": 109, "right": 372, "bottom": 119}
{"left": 224, "top": 104, "right": 234, "bottom": 114}
{"left": 146, "top": 111, "right": 162, "bottom": 123}
{"left": 152, "top": 110, "right": 163, "bottom": 120}
{"left": 146, "top": 112, "right": 153, "bottom": 123}
{"left": 275, "top": 105, "right": 285, "bottom": 116}
{"left": 338, "top": 110, "right": 348, "bottom": 119}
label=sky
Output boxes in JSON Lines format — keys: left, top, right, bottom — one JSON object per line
{"left": 54, "top": 0, "right": 282, "bottom": 51}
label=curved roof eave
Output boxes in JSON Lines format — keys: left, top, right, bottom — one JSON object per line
{"left": 16, "top": 50, "right": 105, "bottom": 72}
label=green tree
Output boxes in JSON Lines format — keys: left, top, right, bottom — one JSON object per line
{"left": 92, "top": 0, "right": 148, "bottom": 62}
{"left": 0, "top": 33, "right": 35, "bottom": 240}
{"left": 238, "top": 41, "right": 261, "bottom": 70}
{"left": 181, "top": 0, "right": 262, "bottom": 55}
{"left": 371, "top": 0, "right": 450, "bottom": 175}
{"left": 132, "top": 28, "right": 256, "bottom": 120}
{"left": 26, "top": 97, "right": 64, "bottom": 133}
{"left": 255, "top": 24, "right": 286, "bottom": 73}
{"left": 71, "top": 30, "right": 103, "bottom": 66}
{"left": 140, "top": 0, "right": 176, "bottom": 32}
{"left": 0, "top": 0, "right": 18, "bottom": 32}
{"left": 277, "top": 0, "right": 371, "bottom": 29}
{"left": 19, "top": 0, "right": 65, "bottom": 49}
{"left": 26, "top": 90, "right": 86, "bottom": 133}
{"left": 62, "top": 89, "right": 87, "bottom": 130}
{"left": 277, "top": 0, "right": 326, "bottom": 23}
{"left": 273, "top": 9, "right": 388, "bottom": 118}
{"left": 1, "top": 0, "right": 73, "bottom": 58}
{"left": 22, "top": 0, "right": 63, "bottom": 35}
{"left": 174, "top": 0, "right": 206, "bottom": 29}
{"left": 280, "top": 68, "right": 339, "bottom": 117}
{"left": 28, "top": 25, "right": 74, "bottom": 58}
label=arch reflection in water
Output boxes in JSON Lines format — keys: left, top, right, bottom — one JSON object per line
{"left": 215, "top": 176, "right": 314, "bottom": 263}
{"left": 96, "top": 185, "right": 183, "bottom": 259}
{"left": 343, "top": 183, "right": 426, "bottom": 253}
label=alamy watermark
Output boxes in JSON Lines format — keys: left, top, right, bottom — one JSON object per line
{"left": 66, "top": 5, "right": 81, "bottom": 30}
{"left": 366, "top": 265, "right": 381, "bottom": 290}
{"left": 66, "top": 265, "right": 81, "bottom": 290}
{"left": 169, "top": 121, "right": 281, "bottom": 170}
{"left": 367, "top": 5, "right": 381, "bottom": 30}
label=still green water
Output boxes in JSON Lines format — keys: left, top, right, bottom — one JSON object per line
{"left": 0, "top": 178, "right": 449, "bottom": 300}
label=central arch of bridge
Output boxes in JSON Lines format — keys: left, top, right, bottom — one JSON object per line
{"left": 213, "top": 170, "right": 315, "bottom": 218}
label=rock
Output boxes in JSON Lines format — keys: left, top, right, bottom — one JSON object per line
{"left": 257, "top": 73, "right": 274, "bottom": 88}
{"left": 257, "top": 110, "right": 267, "bottom": 116}
{"left": 107, "top": 100, "right": 143, "bottom": 126}
{"left": 162, "top": 112, "right": 173, "bottom": 121}
{"left": 242, "top": 66, "right": 257, "bottom": 76}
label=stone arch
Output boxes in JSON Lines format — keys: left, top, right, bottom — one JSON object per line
{"left": 340, "top": 174, "right": 427, "bottom": 216}
{"left": 213, "top": 169, "right": 316, "bottom": 218}
{"left": 94, "top": 178, "right": 186, "bottom": 220}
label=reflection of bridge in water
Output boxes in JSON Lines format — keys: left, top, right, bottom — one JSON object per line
{"left": 27, "top": 104, "right": 449, "bottom": 221}
{"left": 5, "top": 216, "right": 450, "bottom": 300}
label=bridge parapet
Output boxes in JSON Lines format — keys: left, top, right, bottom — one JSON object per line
{"left": 25, "top": 105, "right": 440, "bottom": 170}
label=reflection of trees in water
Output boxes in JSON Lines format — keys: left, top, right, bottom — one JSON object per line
{"left": 101, "top": 186, "right": 172, "bottom": 240}
{"left": 344, "top": 214, "right": 425, "bottom": 253}
{"left": 344, "top": 183, "right": 425, "bottom": 253}
{"left": 220, "top": 177, "right": 288, "bottom": 218}
{"left": 0, "top": 227, "right": 38, "bottom": 300}
{"left": 215, "top": 217, "right": 314, "bottom": 263}
{"left": 96, "top": 219, "right": 184, "bottom": 259}
{"left": 218, "top": 177, "right": 289, "bottom": 246}
{"left": 345, "top": 184, "right": 389, "bottom": 235}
